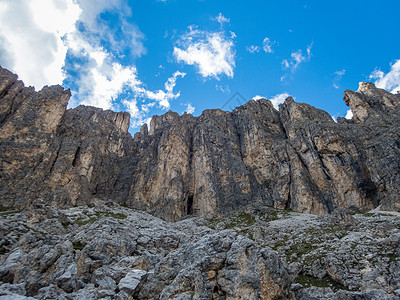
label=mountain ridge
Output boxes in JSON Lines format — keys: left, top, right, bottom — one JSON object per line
{"left": 1, "top": 65, "right": 399, "bottom": 221}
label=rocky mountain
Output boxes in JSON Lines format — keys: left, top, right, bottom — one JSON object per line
{"left": 1, "top": 65, "right": 400, "bottom": 299}
{"left": 1, "top": 66, "right": 399, "bottom": 221}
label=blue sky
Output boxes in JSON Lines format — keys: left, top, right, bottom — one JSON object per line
{"left": 0, "top": 0, "right": 399, "bottom": 133}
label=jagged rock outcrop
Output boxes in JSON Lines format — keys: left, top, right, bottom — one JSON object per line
{"left": 0, "top": 201, "right": 292, "bottom": 299}
{"left": 1, "top": 200, "right": 399, "bottom": 299}
{"left": 1, "top": 65, "right": 400, "bottom": 221}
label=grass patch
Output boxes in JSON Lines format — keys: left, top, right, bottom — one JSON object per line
{"left": 72, "top": 241, "right": 86, "bottom": 251}
{"left": 305, "top": 224, "right": 346, "bottom": 239}
{"left": 0, "top": 205, "right": 12, "bottom": 212}
{"left": 0, "top": 205, "right": 22, "bottom": 216}
{"left": 286, "top": 241, "right": 318, "bottom": 261}
{"left": 74, "top": 211, "right": 127, "bottom": 226}
{"left": 207, "top": 217, "right": 221, "bottom": 230}
{"left": 75, "top": 216, "right": 98, "bottom": 226}
{"left": 259, "top": 208, "right": 293, "bottom": 222}
{"left": 23, "top": 225, "right": 45, "bottom": 234}
{"left": 271, "top": 236, "right": 290, "bottom": 251}
{"left": 295, "top": 274, "right": 351, "bottom": 292}
{"left": 97, "top": 212, "right": 127, "bottom": 219}
{"left": 379, "top": 251, "right": 398, "bottom": 262}
{"left": 225, "top": 212, "right": 255, "bottom": 229}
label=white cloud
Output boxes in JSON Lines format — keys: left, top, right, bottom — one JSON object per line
{"left": 0, "top": 0, "right": 187, "bottom": 130}
{"left": 345, "top": 109, "right": 353, "bottom": 119}
{"left": 173, "top": 26, "right": 236, "bottom": 79}
{"left": 121, "top": 71, "right": 185, "bottom": 126}
{"left": 246, "top": 45, "right": 260, "bottom": 53}
{"left": 0, "top": 0, "right": 81, "bottom": 88}
{"left": 122, "top": 98, "right": 147, "bottom": 128}
{"left": 262, "top": 37, "right": 274, "bottom": 53}
{"left": 71, "top": 60, "right": 140, "bottom": 110}
{"left": 212, "top": 13, "right": 230, "bottom": 26}
{"left": 141, "top": 71, "right": 186, "bottom": 109}
{"left": 253, "top": 92, "right": 290, "bottom": 110}
{"left": 270, "top": 92, "right": 290, "bottom": 109}
{"left": 246, "top": 37, "right": 274, "bottom": 54}
{"left": 369, "top": 59, "right": 400, "bottom": 93}
{"left": 183, "top": 103, "right": 195, "bottom": 114}
{"left": 333, "top": 69, "right": 346, "bottom": 89}
{"left": 281, "top": 43, "right": 312, "bottom": 81}
{"left": 252, "top": 95, "right": 264, "bottom": 101}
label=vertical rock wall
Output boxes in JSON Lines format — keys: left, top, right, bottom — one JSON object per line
{"left": 1, "top": 66, "right": 399, "bottom": 220}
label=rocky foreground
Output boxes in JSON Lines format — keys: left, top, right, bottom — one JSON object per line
{"left": 1, "top": 201, "right": 399, "bottom": 299}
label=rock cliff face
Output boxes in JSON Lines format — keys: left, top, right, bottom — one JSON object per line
{"left": 1, "top": 65, "right": 400, "bottom": 221}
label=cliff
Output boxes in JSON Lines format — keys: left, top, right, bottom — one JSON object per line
{"left": 1, "top": 66, "right": 399, "bottom": 221}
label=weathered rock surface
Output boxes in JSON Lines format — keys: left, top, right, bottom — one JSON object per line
{"left": 1, "top": 66, "right": 400, "bottom": 221}
{"left": 206, "top": 206, "right": 400, "bottom": 299}
{"left": 1, "top": 201, "right": 399, "bottom": 299}
{"left": 0, "top": 201, "right": 292, "bottom": 299}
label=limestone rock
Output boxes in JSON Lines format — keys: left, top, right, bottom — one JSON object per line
{"left": 1, "top": 65, "right": 400, "bottom": 221}
{"left": 0, "top": 203, "right": 292, "bottom": 299}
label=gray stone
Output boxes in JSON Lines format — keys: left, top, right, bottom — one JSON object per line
{"left": 118, "top": 269, "right": 147, "bottom": 294}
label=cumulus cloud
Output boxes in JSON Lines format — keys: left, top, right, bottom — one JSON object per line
{"left": 173, "top": 25, "right": 236, "bottom": 79}
{"left": 0, "top": 0, "right": 186, "bottom": 129}
{"left": 270, "top": 92, "right": 290, "bottom": 109}
{"left": 369, "top": 59, "right": 400, "bottom": 93}
{"left": 281, "top": 43, "right": 312, "bottom": 81}
{"left": 183, "top": 103, "right": 195, "bottom": 114}
{"left": 345, "top": 109, "right": 353, "bottom": 119}
{"left": 0, "top": 0, "right": 81, "bottom": 88}
{"left": 121, "top": 71, "right": 186, "bottom": 126}
{"left": 140, "top": 71, "right": 186, "bottom": 109}
{"left": 252, "top": 92, "right": 290, "bottom": 109}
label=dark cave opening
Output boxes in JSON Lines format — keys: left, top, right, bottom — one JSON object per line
{"left": 187, "top": 195, "right": 194, "bottom": 215}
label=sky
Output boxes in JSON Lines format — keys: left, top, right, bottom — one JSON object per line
{"left": 0, "top": 0, "right": 399, "bottom": 133}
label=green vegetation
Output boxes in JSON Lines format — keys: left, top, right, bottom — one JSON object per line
{"left": 23, "top": 225, "right": 45, "bottom": 234}
{"left": 225, "top": 211, "right": 255, "bottom": 229}
{"left": 0, "top": 205, "right": 22, "bottom": 216}
{"left": 295, "top": 274, "right": 351, "bottom": 292}
{"left": 75, "top": 216, "right": 98, "bottom": 226}
{"left": 0, "top": 240, "right": 10, "bottom": 255}
{"left": 74, "top": 211, "right": 127, "bottom": 226}
{"left": 259, "top": 207, "right": 293, "bottom": 222}
{"left": 286, "top": 241, "right": 317, "bottom": 260}
{"left": 207, "top": 211, "right": 255, "bottom": 230}
{"left": 98, "top": 211, "right": 127, "bottom": 219}
{"left": 207, "top": 217, "right": 221, "bottom": 230}
{"left": 72, "top": 241, "right": 85, "bottom": 250}
{"left": 305, "top": 224, "right": 346, "bottom": 240}
{"left": 271, "top": 236, "right": 290, "bottom": 250}
{"left": 0, "top": 205, "right": 11, "bottom": 212}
